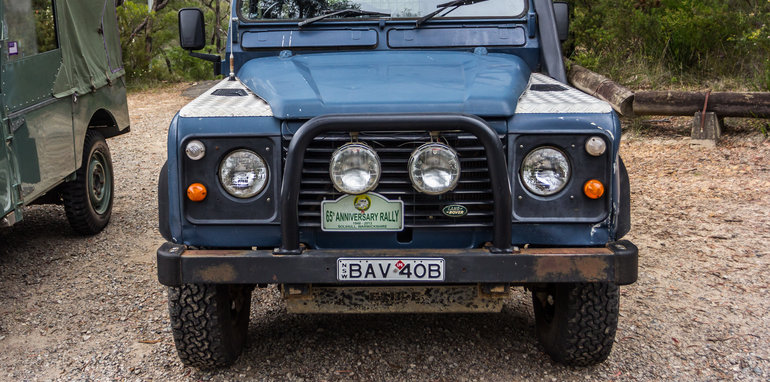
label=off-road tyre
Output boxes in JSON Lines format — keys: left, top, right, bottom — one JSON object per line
{"left": 168, "top": 284, "right": 252, "bottom": 368}
{"left": 532, "top": 282, "right": 619, "bottom": 366}
{"left": 61, "top": 130, "right": 113, "bottom": 235}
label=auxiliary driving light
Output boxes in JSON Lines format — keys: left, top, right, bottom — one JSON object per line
{"left": 520, "top": 147, "right": 571, "bottom": 196}
{"left": 218, "top": 149, "right": 268, "bottom": 198}
{"left": 329, "top": 143, "right": 381, "bottom": 194}
{"left": 408, "top": 143, "right": 461, "bottom": 195}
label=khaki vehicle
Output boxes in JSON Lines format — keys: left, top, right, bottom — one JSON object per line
{"left": 0, "top": 0, "right": 129, "bottom": 234}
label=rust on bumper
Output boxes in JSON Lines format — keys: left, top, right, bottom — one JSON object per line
{"left": 157, "top": 241, "right": 637, "bottom": 287}
{"left": 283, "top": 285, "right": 508, "bottom": 314}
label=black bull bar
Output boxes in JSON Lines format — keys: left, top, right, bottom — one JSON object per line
{"left": 157, "top": 113, "right": 638, "bottom": 286}
{"left": 278, "top": 113, "right": 513, "bottom": 254}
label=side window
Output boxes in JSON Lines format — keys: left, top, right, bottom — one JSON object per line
{"left": 3, "top": 0, "right": 57, "bottom": 61}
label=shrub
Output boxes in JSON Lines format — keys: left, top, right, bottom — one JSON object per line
{"left": 566, "top": 0, "right": 769, "bottom": 90}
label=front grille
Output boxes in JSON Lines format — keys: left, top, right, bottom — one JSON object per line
{"left": 282, "top": 130, "right": 506, "bottom": 228}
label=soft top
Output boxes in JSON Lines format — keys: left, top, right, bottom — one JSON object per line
{"left": 52, "top": 0, "right": 124, "bottom": 98}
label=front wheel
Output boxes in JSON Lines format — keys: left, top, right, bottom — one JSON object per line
{"left": 62, "top": 130, "right": 113, "bottom": 235}
{"left": 532, "top": 283, "right": 619, "bottom": 366}
{"left": 168, "top": 284, "right": 252, "bottom": 368}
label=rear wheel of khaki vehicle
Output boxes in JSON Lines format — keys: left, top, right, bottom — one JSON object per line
{"left": 168, "top": 284, "right": 252, "bottom": 368}
{"left": 532, "top": 282, "right": 619, "bottom": 366}
{"left": 62, "top": 130, "right": 113, "bottom": 235}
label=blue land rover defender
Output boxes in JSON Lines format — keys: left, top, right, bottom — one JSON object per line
{"left": 157, "top": 0, "right": 637, "bottom": 368}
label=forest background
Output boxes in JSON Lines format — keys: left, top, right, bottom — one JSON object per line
{"left": 118, "top": 0, "right": 770, "bottom": 91}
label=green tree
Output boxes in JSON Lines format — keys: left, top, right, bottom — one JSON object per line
{"left": 118, "top": 0, "right": 231, "bottom": 84}
{"left": 566, "top": 0, "right": 769, "bottom": 90}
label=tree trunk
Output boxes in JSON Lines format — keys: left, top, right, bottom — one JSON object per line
{"left": 143, "top": 0, "right": 170, "bottom": 56}
{"left": 215, "top": 0, "right": 221, "bottom": 51}
{"left": 633, "top": 91, "right": 770, "bottom": 118}
{"left": 567, "top": 64, "right": 635, "bottom": 117}
{"left": 145, "top": 17, "right": 153, "bottom": 56}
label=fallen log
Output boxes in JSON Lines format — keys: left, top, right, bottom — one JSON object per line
{"left": 567, "top": 64, "right": 635, "bottom": 117}
{"left": 634, "top": 91, "right": 770, "bottom": 118}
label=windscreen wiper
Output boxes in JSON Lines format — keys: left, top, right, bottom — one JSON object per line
{"left": 299, "top": 9, "right": 391, "bottom": 27}
{"left": 415, "top": 0, "right": 490, "bottom": 28}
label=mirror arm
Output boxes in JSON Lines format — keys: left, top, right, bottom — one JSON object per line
{"left": 189, "top": 51, "right": 221, "bottom": 63}
{"left": 190, "top": 52, "right": 222, "bottom": 64}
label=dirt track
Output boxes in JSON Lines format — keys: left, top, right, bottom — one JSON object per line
{"left": 0, "top": 86, "right": 768, "bottom": 381}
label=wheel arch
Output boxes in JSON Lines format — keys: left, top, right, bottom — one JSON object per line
{"left": 74, "top": 108, "right": 128, "bottom": 170}
{"left": 87, "top": 108, "right": 125, "bottom": 139}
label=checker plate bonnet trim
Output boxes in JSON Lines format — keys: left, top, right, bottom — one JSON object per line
{"left": 179, "top": 78, "right": 273, "bottom": 118}
{"left": 515, "top": 73, "right": 613, "bottom": 114}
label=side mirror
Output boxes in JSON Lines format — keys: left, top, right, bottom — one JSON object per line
{"left": 179, "top": 8, "right": 206, "bottom": 51}
{"left": 553, "top": 1, "right": 569, "bottom": 42}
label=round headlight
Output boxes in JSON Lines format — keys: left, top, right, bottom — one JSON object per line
{"left": 408, "top": 143, "right": 461, "bottom": 195}
{"left": 329, "top": 143, "right": 381, "bottom": 194}
{"left": 218, "top": 149, "right": 268, "bottom": 198}
{"left": 520, "top": 147, "right": 571, "bottom": 196}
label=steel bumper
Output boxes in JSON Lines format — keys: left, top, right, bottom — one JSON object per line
{"left": 157, "top": 240, "right": 638, "bottom": 287}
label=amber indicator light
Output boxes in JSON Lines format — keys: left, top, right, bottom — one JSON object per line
{"left": 583, "top": 180, "right": 605, "bottom": 199}
{"left": 187, "top": 183, "right": 207, "bottom": 202}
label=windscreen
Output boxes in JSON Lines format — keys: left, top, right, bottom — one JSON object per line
{"left": 240, "top": 0, "right": 527, "bottom": 20}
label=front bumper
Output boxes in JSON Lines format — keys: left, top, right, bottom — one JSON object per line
{"left": 157, "top": 240, "right": 637, "bottom": 287}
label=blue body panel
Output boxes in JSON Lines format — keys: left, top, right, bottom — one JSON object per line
{"left": 241, "top": 29, "right": 379, "bottom": 49}
{"left": 168, "top": 110, "right": 621, "bottom": 248}
{"left": 386, "top": 26, "right": 527, "bottom": 48}
{"left": 164, "top": 0, "right": 624, "bottom": 250}
{"left": 238, "top": 51, "right": 531, "bottom": 119}
{"left": 166, "top": 115, "right": 282, "bottom": 243}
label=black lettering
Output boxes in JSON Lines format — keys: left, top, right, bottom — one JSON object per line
{"left": 398, "top": 264, "right": 412, "bottom": 278}
{"left": 414, "top": 264, "right": 426, "bottom": 278}
{"left": 365, "top": 264, "right": 376, "bottom": 278}
{"left": 428, "top": 264, "right": 441, "bottom": 279}
{"left": 378, "top": 263, "right": 391, "bottom": 277}
{"left": 350, "top": 263, "right": 361, "bottom": 278}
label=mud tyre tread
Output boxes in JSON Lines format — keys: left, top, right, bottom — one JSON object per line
{"left": 168, "top": 284, "right": 251, "bottom": 369}
{"left": 533, "top": 283, "right": 619, "bottom": 366}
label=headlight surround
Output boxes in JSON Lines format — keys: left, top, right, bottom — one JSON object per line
{"left": 218, "top": 149, "right": 269, "bottom": 198}
{"left": 408, "top": 143, "right": 461, "bottom": 195}
{"left": 329, "top": 143, "right": 381, "bottom": 194}
{"left": 520, "top": 146, "right": 571, "bottom": 196}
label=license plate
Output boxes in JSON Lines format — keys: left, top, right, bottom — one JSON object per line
{"left": 337, "top": 258, "right": 445, "bottom": 282}
{"left": 321, "top": 193, "right": 403, "bottom": 232}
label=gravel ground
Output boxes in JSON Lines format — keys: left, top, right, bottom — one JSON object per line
{"left": 0, "top": 85, "right": 768, "bottom": 381}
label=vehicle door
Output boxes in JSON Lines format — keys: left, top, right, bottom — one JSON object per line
{"left": 1, "top": 0, "right": 75, "bottom": 203}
